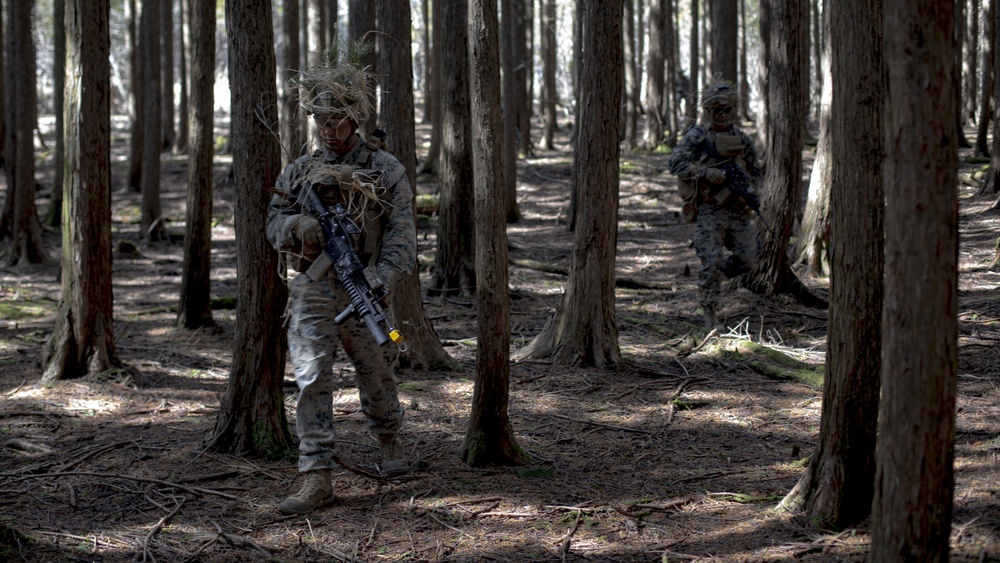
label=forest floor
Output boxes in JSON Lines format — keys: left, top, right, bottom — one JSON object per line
{"left": 1, "top": 114, "right": 998, "bottom": 563}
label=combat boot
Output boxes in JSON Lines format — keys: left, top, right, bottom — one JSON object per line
{"left": 378, "top": 435, "right": 409, "bottom": 477}
{"left": 279, "top": 469, "right": 334, "bottom": 515}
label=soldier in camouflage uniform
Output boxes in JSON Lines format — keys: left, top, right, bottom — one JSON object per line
{"left": 668, "top": 80, "right": 761, "bottom": 328}
{"left": 266, "top": 48, "right": 416, "bottom": 515}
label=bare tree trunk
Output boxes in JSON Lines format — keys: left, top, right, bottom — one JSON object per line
{"left": 420, "top": 0, "right": 430, "bottom": 124}
{"left": 686, "top": 0, "right": 699, "bottom": 125}
{"left": 641, "top": 0, "right": 664, "bottom": 150}
{"left": 326, "top": 0, "right": 338, "bottom": 46}
{"left": 419, "top": 0, "right": 441, "bottom": 172}
{"left": 0, "top": 0, "right": 5, "bottom": 174}
{"left": 781, "top": 0, "right": 883, "bottom": 530}
{"left": 956, "top": 0, "right": 972, "bottom": 147}
{"left": 429, "top": 0, "right": 475, "bottom": 298}
{"left": 350, "top": 0, "right": 378, "bottom": 137}
{"left": 988, "top": 1, "right": 1000, "bottom": 197}
{"left": 177, "top": 0, "right": 217, "bottom": 329}
{"left": 161, "top": 0, "right": 175, "bottom": 151}
{"left": 43, "top": 0, "right": 120, "bottom": 383}
{"left": 45, "top": 0, "right": 67, "bottom": 228}
{"left": 513, "top": 0, "right": 533, "bottom": 158}
{"left": 975, "top": 0, "right": 994, "bottom": 160}
{"left": 209, "top": 0, "right": 293, "bottom": 458}
{"left": 622, "top": 0, "right": 637, "bottom": 148}
{"left": 464, "top": 0, "right": 530, "bottom": 467}
{"left": 5, "top": 0, "right": 45, "bottom": 264}
{"left": 501, "top": 0, "right": 522, "bottom": 223}
{"left": 967, "top": 0, "right": 979, "bottom": 124}
{"left": 379, "top": 0, "right": 453, "bottom": 371}
{"left": 127, "top": 0, "right": 143, "bottom": 192}
{"left": 282, "top": 0, "right": 303, "bottom": 165}
{"left": 872, "top": 2, "right": 958, "bottom": 559}
{"left": 140, "top": 0, "right": 165, "bottom": 243}
{"left": 173, "top": 0, "right": 188, "bottom": 154}
{"left": 309, "top": 0, "right": 324, "bottom": 57}
{"left": 519, "top": 0, "right": 623, "bottom": 370}
{"left": 711, "top": 0, "right": 737, "bottom": 83}
{"left": 664, "top": 0, "right": 677, "bottom": 146}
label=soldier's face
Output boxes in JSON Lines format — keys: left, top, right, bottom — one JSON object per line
{"left": 315, "top": 114, "right": 358, "bottom": 155}
{"left": 708, "top": 105, "right": 734, "bottom": 129}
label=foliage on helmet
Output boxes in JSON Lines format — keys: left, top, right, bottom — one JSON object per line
{"left": 700, "top": 78, "right": 737, "bottom": 109}
{"left": 291, "top": 41, "right": 374, "bottom": 123}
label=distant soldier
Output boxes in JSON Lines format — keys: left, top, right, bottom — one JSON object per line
{"left": 266, "top": 46, "right": 416, "bottom": 515}
{"left": 668, "top": 80, "right": 761, "bottom": 328}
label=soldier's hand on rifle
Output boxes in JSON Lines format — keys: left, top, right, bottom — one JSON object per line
{"left": 293, "top": 214, "right": 324, "bottom": 259}
{"left": 704, "top": 167, "right": 726, "bottom": 185}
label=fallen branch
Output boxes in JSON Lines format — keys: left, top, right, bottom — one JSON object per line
{"left": 143, "top": 497, "right": 186, "bottom": 562}
{"left": 558, "top": 510, "right": 583, "bottom": 562}
{"left": 676, "top": 329, "right": 718, "bottom": 358}
{"left": 552, "top": 413, "right": 653, "bottom": 434}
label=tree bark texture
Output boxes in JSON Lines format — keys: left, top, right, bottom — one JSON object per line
{"left": 799, "top": 0, "right": 883, "bottom": 530}
{"left": 463, "top": 0, "right": 529, "bottom": 467}
{"left": 349, "top": 0, "right": 378, "bottom": 136}
{"left": 177, "top": 0, "right": 217, "bottom": 329}
{"left": 542, "top": 0, "right": 558, "bottom": 149}
{"left": 642, "top": 0, "right": 665, "bottom": 150}
{"left": 429, "top": 0, "right": 476, "bottom": 298}
{"left": 41, "top": 0, "right": 120, "bottom": 383}
{"left": 500, "top": 0, "right": 522, "bottom": 223}
{"left": 209, "top": 0, "right": 293, "bottom": 458}
{"left": 622, "top": 0, "right": 637, "bottom": 149}
{"left": 140, "top": 0, "right": 165, "bottom": 242}
{"left": 127, "top": 0, "right": 143, "bottom": 192}
{"left": 419, "top": 0, "right": 441, "bottom": 173}
{"left": 46, "top": 0, "right": 67, "bottom": 228}
{"left": 519, "top": 0, "right": 623, "bottom": 370}
{"left": 282, "top": 0, "right": 303, "bottom": 165}
{"left": 686, "top": 0, "right": 699, "bottom": 124}
{"left": 0, "top": 0, "right": 5, "bottom": 174}
{"left": 309, "top": 0, "right": 325, "bottom": 62}
{"left": 161, "top": 0, "right": 175, "bottom": 151}
{"left": 871, "top": 2, "right": 958, "bottom": 560}
{"left": 379, "top": 0, "right": 453, "bottom": 371}
{"left": 990, "top": 1, "right": 1000, "bottom": 197}
{"left": 975, "top": 0, "right": 994, "bottom": 159}
{"left": 6, "top": 0, "right": 45, "bottom": 264}
{"left": 173, "top": 0, "right": 189, "bottom": 154}
{"left": 711, "top": 0, "right": 737, "bottom": 84}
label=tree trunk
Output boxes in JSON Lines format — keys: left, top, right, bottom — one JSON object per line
{"left": 327, "top": 0, "right": 338, "bottom": 47}
{"left": 309, "top": 0, "right": 325, "bottom": 58}
{"left": 161, "top": 0, "right": 175, "bottom": 151}
{"left": 793, "top": 0, "right": 883, "bottom": 530}
{"left": 209, "top": 0, "right": 294, "bottom": 459}
{"left": 711, "top": 0, "right": 737, "bottom": 83}
{"left": 686, "top": 0, "right": 699, "bottom": 124}
{"left": 975, "top": 0, "right": 994, "bottom": 160}
{"left": 989, "top": 1, "right": 1000, "bottom": 198}
{"left": 0, "top": 0, "right": 5, "bottom": 174}
{"left": 871, "top": 2, "right": 958, "bottom": 560}
{"left": 140, "top": 0, "right": 165, "bottom": 243}
{"left": 41, "top": 0, "right": 120, "bottom": 383}
{"left": 45, "top": 0, "right": 67, "bottom": 228}
{"left": 420, "top": 0, "right": 430, "bottom": 124}
{"left": 350, "top": 0, "right": 378, "bottom": 137}
{"left": 173, "top": 0, "right": 188, "bottom": 154}
{"left": 379, "top": 0, "right": 454, "bottom": 371}
{"left": 419, "top": 0, "right": 441, "bottom": 172}
{"left": 513, "top": 0, "right": 533, "bottom": 158}
{"left": 282, "top": 0, "right": 302, "bottom": 166}
{"left": 793, "top": 0, "right": 831, "bottom": 276}
{"left": 622, "top": 0, "right": 637, "bottom": 149}
{"left": 5, "top": 0, "right": 45, "bottom": 265}
{"left": 429, "top": 0, "right": 475, "bottom": 298}
{"left": 127, "top": 0, "right": 143, "bottom": 192}
{"left": 642, "top": 0, "right": 664, "bottom": 150}
{"left": 967, "top": 0, "right": 979, "bottom": 124}
{"left": 177, "top": 0, "right": 217, "bottom": 329}
{"left": 464, "top": 0, "right": 530, "bottom": 467}
{"left": 955, "top": 0, "right": 972, "bottom": 148}
{"left": 664, "top": 0, "right": 677, "bottom": 146}
{"left": 519, "top": 0, "right": 623, "bottom": 370}
{"left": 501, "top": 0, "right": 522, "bottom": 223}
{"left": 742, "top": 0, "right": 822, "bottom": 308}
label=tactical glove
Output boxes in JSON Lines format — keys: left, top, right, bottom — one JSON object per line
{"left": 293, "top": 215, "right": 324, "bottom": 259}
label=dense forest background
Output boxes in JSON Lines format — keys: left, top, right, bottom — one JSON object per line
{"left": 1, "top": 0, "right": 999, "bottom": 561}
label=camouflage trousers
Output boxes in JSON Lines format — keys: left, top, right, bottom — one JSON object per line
{"left": 287, "top": 271, "right": 404, "bottom": 473}
{"left": 693, "top": 203, "right": 759, "bottom": 311}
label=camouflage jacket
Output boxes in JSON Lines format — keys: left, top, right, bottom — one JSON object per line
{"left": 668, "top": 124, "right": 761, "bottom": 207}
{"left": 266, "top": 133, "right": 416, "bottom": 290}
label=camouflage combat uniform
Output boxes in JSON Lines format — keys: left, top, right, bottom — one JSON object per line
{"left": 266, "top": 133, "right": 416, "bottom": 473}
{"left": 668, "top": 123, "right": 761, "bottom": 317}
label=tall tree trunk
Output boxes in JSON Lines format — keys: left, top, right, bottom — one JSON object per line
{"left": 664, "top": 0, "right": 677, "bottom": 146}
{"left": 161, "top": 0, "right": 175, "bottom": 151}
{"left": 429, "top": 0, "right": 475, "bottom": 298}
{"left": 210, "top": 0, "right": 293, "bottom": 459}
{"left": 45, "top": 0, "right": 67, "bottom": 227}
{"left": 42, "top": 0, "right": 120, "bottom": 383}
{"left": 419, "top": 0, "right": 441, "bottom": 172}
{"left": 513, "top": 0, "right": 533, "bottom": 158}
{"left": 642, "top": 0, "right": 664, "bottom": 150}
{"left": 326, "top": 0, "right": 338, "bottom": 46}
{"left": 686, "top": 0, "right": 699, "bottom": 125}
{"left": 173, "top": 0, "right": 188, "bottom": 154}
{"left": 282, "top": 0, "right": 303, "bottom": 165}
{"left": 464, "top": 0, "right": 530, "bottom": 467}
{"left": 420, "top": 0, "right": 430, "bottom": 123}
{"left": 955, "top": 0, "right": 972, "bottom": 147}
{"left": 711, "top": 0, "right": 737, "bottom": 83}
{"left": 742, "top": 0, "right": 822, "bottom": 308}
{"left": 127, "top": 0, "right": 143, "bottom": 192}
{"left": 519, "top": 0, "right": 623, "bottom": 370}
{"left": 622, "top": 0, "right": 637, "bottom": 148}
{"left": 781, "top": 0, "right": 883, "bottom": 530}
{"left": 975, "top": 0, "right": 994, "bottom": 159}
{"left": 542, "top": 0, "right": 558, "bottom": 149}
{"left": 379, "top": 0, "right": 453, "bottom": 371}
{"left": 177, "top": 0, "right": 217, "bottom": 329}
{"left": 501, "top": 0, "right": 522, "bottom": 223}
{"left": 309, "top": 0, "right": 324, "bottom": 57}
{"left": 988, "top": 2, "right": 1000, "bottom": 197}
{"left": 967, "top": 0, "right": 979, "bottom": 124}
{"left": 140, "top": 0, "right": 165, "bottom": 242}
{"left": 349, "top": 0, "right": 378, "bottom": 137}
{"left": 6, "top": 0, "right": 45, "bottom": 264}
{"left": 872, "top": 2, "right": 958, "bottom": 560}
{"left": 0, "top": 0, "right": 5, "bottom": 174}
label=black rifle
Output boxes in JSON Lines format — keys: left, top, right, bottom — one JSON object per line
{"left": 301, "top": 182, "right": 403, "bottom": 347}
{"left": 697, "top": 138, "right": 771, "bottom": 230}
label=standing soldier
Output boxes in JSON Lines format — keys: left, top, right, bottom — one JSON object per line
{"left": 266, "top": 46, "right": 417, "bottom": 515}
{"left": 668, "top": 79, "right": 762, "bottom": 328}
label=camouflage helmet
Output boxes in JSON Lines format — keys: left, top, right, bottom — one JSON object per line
{"left": 700, "top": 78, "right": 737, "bottom": 109}
{"left": 292, "top": 42, "right": 374, "bottom": 123}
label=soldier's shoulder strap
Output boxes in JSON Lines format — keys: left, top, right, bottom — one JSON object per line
{"left": 356, "top": 128, "right": 388, "bottom": 169}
